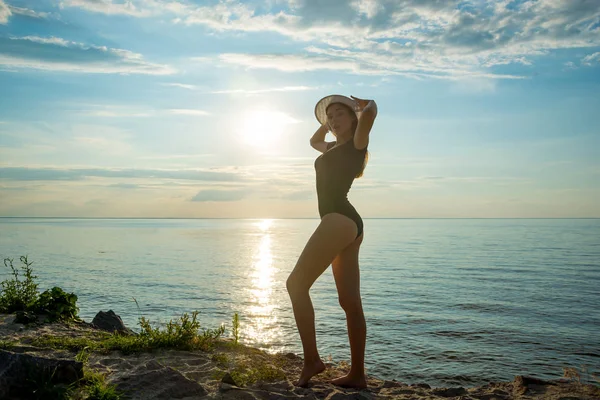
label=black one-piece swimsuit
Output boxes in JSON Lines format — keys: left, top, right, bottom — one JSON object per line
{"left": 314, "top": 139, "right": 367, "bottom": 239}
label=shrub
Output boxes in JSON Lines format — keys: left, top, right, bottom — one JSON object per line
{"left": 0, "top": 256, "right": 39, "bottom": 313}
{"left": 33, "top": 286, "right": 79, "bottom": 322}
{"left": 0, "top": 256, "right": 79, "bottom": 323}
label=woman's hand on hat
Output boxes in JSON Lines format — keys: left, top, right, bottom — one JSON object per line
{"left": 350, "top": 95, "right": 370, "bottom": 112}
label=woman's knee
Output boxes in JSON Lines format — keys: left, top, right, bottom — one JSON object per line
{"left": 286, "top": 273, "right": 307, "bottom": 298}
{"left": 338, "top": 295, "right": 363, "bottom": 313}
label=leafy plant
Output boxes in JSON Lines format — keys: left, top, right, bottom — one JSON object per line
{"left": 1, "top": 256, "right": 80, "bottom": 323}
{"left": 232, "top": 312, "right": 240, "bottom": 344}
{"left": 0, "top": 256, "right": 39, "bottom": 313}
{"left": 33, "top": 286, "right": 80, "bottom": 322}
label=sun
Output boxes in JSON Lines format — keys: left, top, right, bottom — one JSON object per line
{"left": 236, "top": 109, "right": 299, "bottom": 150}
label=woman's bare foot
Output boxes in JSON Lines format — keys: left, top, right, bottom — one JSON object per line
{"left": 295, "top": 359, "right": 326, "bottom": 387}
{"left": 330, "top": 373, "right": 367, "bottom": 389}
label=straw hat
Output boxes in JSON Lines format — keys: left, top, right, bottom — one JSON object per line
{"left": 314, "top": 94, "right": 359, "bottom": 126}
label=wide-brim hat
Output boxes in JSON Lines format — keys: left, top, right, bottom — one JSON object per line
{"left": 314, "top": 94, "right": 359, "bottom": 126}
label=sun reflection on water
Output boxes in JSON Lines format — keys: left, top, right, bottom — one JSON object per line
{"left": 243, "top": 219, "right": 282, "bottom": 351}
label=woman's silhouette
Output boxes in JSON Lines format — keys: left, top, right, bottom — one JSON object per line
{"left": 286, "top": 94, "right": 378, "bottom": 389}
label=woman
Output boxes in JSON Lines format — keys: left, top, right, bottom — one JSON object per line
{"left": 286, "top": 94, "right": 377, "bottom": 389}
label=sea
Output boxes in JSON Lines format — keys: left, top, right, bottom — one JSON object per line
{"left": 1, "top": 217, "right": 598, "bottom": 388}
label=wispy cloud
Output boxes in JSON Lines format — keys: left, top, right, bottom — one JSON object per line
{"left": 137, "top": 154, "right": 213, "bottom": 160}
{"left": 8, "top": 5, "right": 50, "bottom": 19}
{"left": 216, "top": 51, "right": 524, "bottom": 80}
{"left": 0, "top": 167, "right": 244, "bottom": 182}
{"left": 161, "top": 82, "right": 198, "bottom": 90}
{"left": 0, "top": 0, "right": 10, "bottom": 24}
{"left": 210, "top": 85, "right": 318, "bottom": 94}
{"left": 167, "top": 109, "right": 210, "bottom": 116}
{"left": 191, "top": 189, "right": 246, "bottom": 202}
{"left": 217, "top": 53, "right": 393, "bottom": 75}
{"left": 59, "top": 0, "right": 152, "bottom": 17}
{"left": 582, "top": 52, "right": 600, "bottom": 66}
{"left": 85, "top": 110, "right": 152, "bottom": 118}
{"left": 73, "top": 104, "right": 209, "bottom": 118}
{"left": 0, "top": 36, "right": 175, "bottom": 75}
{"left": 61, "top": 0, "right": 600, "bottom": 80}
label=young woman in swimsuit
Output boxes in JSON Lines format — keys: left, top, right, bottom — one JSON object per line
{"left": 286, "top": 94, "right": 378, "bottom": 389}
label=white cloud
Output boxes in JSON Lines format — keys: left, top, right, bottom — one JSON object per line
{"left": 75, "top": 104, "right": 210, "bottom": 117}
{"left": 161, "top": 83, "right": 198, "bottom": 90}
{"left": 60, "top": 0, "right": 152, "bottom": 17}
{"left": 218, "top": 53, "right": 387, "bottom": 75}
{"left": 0, "top": 36, "right": 176, "bottom": 75}
{"left": 167, "top": 109, "right": 211, "bottom": 116}
{"left": 216, "top": 51, "right": 524, "bottom": 80}
{"left": 8, "top": 5, "right": 50, "bottom": 19}
{"left": 48, "top": 0, "right": 600, "bottom": 80}
{"left": 582, "top": 52, "right": 600, "bottom": 66}
{"left": 0, "top": 0, "right": 10, "bottom": 24}
{"left": 191, "top": 189, "right": 246, "bottom": 202}
{"left": 87, "top": 110, "right": 152, "bottom": 117}
{"left": 0, "top": 166, "right": 245, "bottom": 182}
{"left": 351, "top": 0, "right": 382, "bottom": 19}
{"left": 17, "top": 36, "right": 71, "bottom": 46}
{"left": 210, "top": 85, "right": 317, "bottom": 94}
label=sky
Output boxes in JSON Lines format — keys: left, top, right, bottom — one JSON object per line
{"left": 0, "top": 0, "right": 599, "bottom": 218}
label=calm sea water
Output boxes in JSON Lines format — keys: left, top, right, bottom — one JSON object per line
{"left": 1, "top": 218, "right": 599, "bottom": 387}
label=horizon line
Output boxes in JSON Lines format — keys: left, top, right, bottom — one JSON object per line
{"left": 1, "top": 216, "right": 599, "bottom": 220}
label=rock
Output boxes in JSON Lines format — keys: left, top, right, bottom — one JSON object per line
{"left": 222, "top": 372, "right": 238, "bottom": 386}
{"left": 431, "top": 386, "right": 467, "bottom": 397}
{"left": 111, "top": 360, "right": 207, "bottom": 399}
{"left": 92, "top": 310, "right": 135, "bottom": 335}
{"left": 219, "top": 382, "right": 237, "bottom": 392}
{"left": 326, "top": 392, "right": 372, "bottom": 400}
{"left": 284, "top": 352, "right": 299, "bottom": 359}
{"left": 381, "top": 379, "right": 405, "bottom": 388}
{"left": 513, "top": 375, "right": 555, "bottom": 396}
{"left": 516, "top": 375, "right": 555, "bottom": 386}
{"left": 220, "top": 387, "right": 260, "bottom": 399}
{"left": 14, "top": 310, "right": 38, "bottom": 324}
{"left": 309, "top": 383, "right": 335, "bottom": 398}
{"left": 410, "top": 382, "right": 431, "bottom": 389}
{"left": 0, "top": 349, "right": 83, "bottom": 398}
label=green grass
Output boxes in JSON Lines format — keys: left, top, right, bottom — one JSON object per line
{"left": 0, "top": 339, "right": 16, "bottom": 350}
{"left": 211, "top": 352, "right": 229, "bottom": 366}
{"left": 28, "top": 311, "right": 226, "bottom": 355}
{"left": 229, "top": 360, "right": 286, "bottom": 387}
{"left": 80, "top": 367, "right": 123, "bottom": 400}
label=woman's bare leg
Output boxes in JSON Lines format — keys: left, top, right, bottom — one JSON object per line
{"left": 330, "top": 233, "right": 367, "bottom": 389}
{"left": 286, "top": 213, "right": 358, "bottom": 387}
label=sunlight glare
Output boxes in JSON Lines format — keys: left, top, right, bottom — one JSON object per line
{"left": 242, "top": 219, "right": 282, "bottom": 350}
{"left": 236, "top": 109, "right": 298, "bottom": 149}
{"left": 257, "top": 219, "right": 273, "bottom": 232}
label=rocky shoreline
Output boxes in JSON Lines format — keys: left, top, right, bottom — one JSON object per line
{"left": 1, "top": 312, "right": 599, "bottom": 399}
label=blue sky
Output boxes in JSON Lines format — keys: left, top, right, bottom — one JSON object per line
{"left": 0, "top": 0, "right": 599, "bottom": 218}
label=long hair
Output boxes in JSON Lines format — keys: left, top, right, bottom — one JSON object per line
{"left": 327, "top": 102, "right": 369, "bottom": 178}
